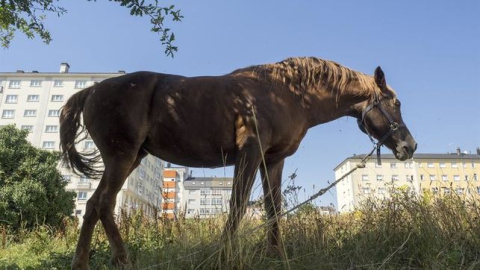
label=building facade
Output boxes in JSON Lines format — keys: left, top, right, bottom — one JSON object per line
{"left": 161, "top": 166, "right": 190, "bottom": 219}
{"left": 335, "top": 149, "right": 480, "bottom": 213}
{"left": 182, "top": 177, "right": 233, "bottom": 218}
{"left": 0, "top": 64, "right": 165, "bottom": 223}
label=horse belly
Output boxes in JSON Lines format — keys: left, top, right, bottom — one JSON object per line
{"left": 143, "top": 124, "right": 236, "bottom": 168}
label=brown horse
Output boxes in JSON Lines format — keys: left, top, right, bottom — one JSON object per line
{"left": 60, "top": 57, "right": 416, "bottom": 269}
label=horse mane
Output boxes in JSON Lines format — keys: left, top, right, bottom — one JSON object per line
{"left": 236, "top": 57, "right": 393, "bottom": 100}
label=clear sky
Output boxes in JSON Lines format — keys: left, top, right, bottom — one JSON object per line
{"left": 1, "top": 0, "right": 479, "bottom": 208}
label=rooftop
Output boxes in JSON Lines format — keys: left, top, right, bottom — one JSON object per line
{"left": 334, "top": 150, "right": 480, "bottom": 171}
{"left": 183, "top": 177, "right": 233, "bottom": 189}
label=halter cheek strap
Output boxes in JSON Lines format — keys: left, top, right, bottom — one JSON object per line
{"left": 358, "top": 98, "right": 405, "bottom": 165}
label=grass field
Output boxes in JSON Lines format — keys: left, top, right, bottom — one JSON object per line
{"left": 1, "top": 191, "right": 479, "bottom": 269}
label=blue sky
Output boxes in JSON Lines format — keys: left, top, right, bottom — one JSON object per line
{"left": 1, "top": 0, "right": 479, "bottom": 207}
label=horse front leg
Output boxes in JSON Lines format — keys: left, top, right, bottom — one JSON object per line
{"left": 223, "top": 141, "right": 262, "bottom": 240}
{"left": 260, "top": 159, "right": 286, "bottom": 258}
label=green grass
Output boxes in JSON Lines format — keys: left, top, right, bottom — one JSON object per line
{"left": 1, "top": 192, "right": 480, "bottom": 269}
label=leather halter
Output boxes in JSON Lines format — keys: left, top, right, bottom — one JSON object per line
{"left": 357, "top": 97, "right": 404, "bottom": 165}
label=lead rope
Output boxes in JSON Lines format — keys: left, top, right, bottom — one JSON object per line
{"left": 138, "top": 143, "right": 378, "bottom": 270}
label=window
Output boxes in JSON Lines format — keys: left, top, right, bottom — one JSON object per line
{"left": 454, "top": 175, "right": 460, "bottom": 181}
{"left": 474, "top": 174, "right": 478, "bottom": 181}
{"left": 2, "top": 110, "right": 15, "bottom": 118}
{"left": 24, "top": 110, "right": 37, "bottom": 117}
{"left": 84, "top": 141, "right": 95, "bottom": 149}
{"left": 390, "top": 163, "right": 397, "bottom": 168}
{"left": 455, "top": 188, "right": 464, "bottom": 195}
{"left": 200, "top": 189, "right": 211, "bottom": 195}
{"left": 62, "top": 175, "right": 72, "bottom": 182}
{"left": 375, "top": 163, "right": 382, "bottom": 168}
{"left": 200, "top": 198, "right": 211, "bottom": 205}
{"left": 51, "top": 95, "right": 63, "bottom": 102}
{"left": 188, "top": 199, "right": 195, "bottom": 204}
{"left": 75, "top": 80, "right": 87, "bottom": 89}
{"left": 477, "top": 186, "right": 480, "bottom": 194}
{"left": 439, "top": 162, "right": 446, "bottom": 168}
{"left": 5, "top": 95, "right": 18, "bottom": 103}
{"left": 30, "top": 80, "right": 42, "bottom": 87}
{"left": 75, "top": 210, "right": 82, "bottom": 215}
{"left": 362, "top": 187, "right": 370, "bottom": 194}
{"left": 42, "top": 141, "right": 55, "bottom": 149}
{"left": 404, "top": 162, "right": 413, "bottom": 168}
{"left": 138, "top": 168, "right": 146, "bottom": 179}
{"left": 391, "top": 175, "right": 399, "bottom": 181}
{"left": 48, "top": 110, "right": 60, "bottom": 117}
{"left": 212, "top": 198, "right": 223, "bottom": 205}
{"left": 376, "top": 175, "right": 384, "bottom": 181}
{"left": 432, "top": 187, "right": 439, "bottom": 194}
{"left": 27, "top": 95, "right": 40, "bottom": 102}
{"left": 420, "top": 175, "right": 424, "bottom": 181}
{"left": 463, "top": 163, "right": 467, "bottom": 168}
{"left": 79, "top": 176, "right": 89, "bottom": 183}
{"left": 77, "top": 192, "right": 88, "bottom": 200}
{"left": 21, "top": 125, "right": 33, "bottom": 132}
{"left": 200, "top": 208, "right": 210, "bottom": 214}
{"left": 378, "top": 187, "right": 386, "bottom": 194}
{"left": 212, "top": 189, "right": 222, "bottom": 195}
{"left": 465, "top": 175, "right": 469, "bottom": 181}
{"left": 9, "top": 80, "right": 20, "bottom": 88}
{"left": 429, "top": 175, "right": 437, "bottom": 181}
{"left": 45, "top": 125, "right": 58, "bottom": 133}
{"left": 361, "top": 175, "right": 369, "bottom": 181}
{"left": 473, "top": 162, "right": 476, "bottom": 168}
{"left": 452, "top": 163, "right": 458, "bottom": 168}
{"left": 443, "top": 187, "right": 450, "bottom": 195}
{"left": 441, "top": 175, "right": 448, "bottom": 181}
{"left": 427, "top": 163, "right": 434, "bottom": 168}
{"left": 53, "top": 80, "right": 63, "bottom": 87}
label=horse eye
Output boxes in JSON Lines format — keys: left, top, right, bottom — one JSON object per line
{"left": 394, "top": 100, "right": 401, "bottom": 108}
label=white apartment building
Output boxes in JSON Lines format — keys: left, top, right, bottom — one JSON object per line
{"left": 0, "top": 63, "right": 165, "bottom": 223}
{"left": 183, "top": 177, "right": 233, "bottom": 218}
{"left": 335, "top": 151, "right": 480, "bottom": 213}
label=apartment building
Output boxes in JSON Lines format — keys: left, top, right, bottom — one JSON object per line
{"left": 162, "top": 166, "right": 189, "bottom": 219}
{"left": 183, "top": 177, "right": 233, "bottom": 218}
{"left": 335, "top": 149, "right": 480, "bottom": 213}
{"left": 0, "top": 63, "right": 165, "bottom": 223}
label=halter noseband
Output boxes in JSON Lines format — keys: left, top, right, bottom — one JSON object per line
{"left": 357, "top": 97, "right": 404, "bottom": 165}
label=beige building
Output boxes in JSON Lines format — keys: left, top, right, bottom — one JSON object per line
{"left": 0, "top": 63, "right": 165, "bottom": 223}
{"left": 335, "top": 149, "right": 480, "bottom": 213}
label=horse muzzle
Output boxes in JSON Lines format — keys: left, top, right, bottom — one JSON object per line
{"left": 393, "top": 140, "right": 417, "bottom": 161}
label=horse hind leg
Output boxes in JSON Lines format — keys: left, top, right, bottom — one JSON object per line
{"left": 72, "top": 150, "right": 145, "bottom": 270}
{"left": 99, "top": 150, "right": 148, "bottom": 268}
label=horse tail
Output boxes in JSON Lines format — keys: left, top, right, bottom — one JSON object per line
{"left": 59, "top": 87, "right": 102, "bottom": 178}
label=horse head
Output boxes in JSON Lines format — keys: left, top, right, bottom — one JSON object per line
{"left": 357, "top": 67, "right": 417, "bottom": 161}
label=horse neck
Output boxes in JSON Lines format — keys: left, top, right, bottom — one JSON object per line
{"left": 305, "top": 80, "right": 373, "bottom": 127}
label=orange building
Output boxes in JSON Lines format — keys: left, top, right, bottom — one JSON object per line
{"left": 162, "top": 170, "right": 180, "bottom": 219}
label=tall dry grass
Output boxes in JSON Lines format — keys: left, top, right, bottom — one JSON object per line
{"left": 1, "top": 191, "right": 479, "bottom": 269}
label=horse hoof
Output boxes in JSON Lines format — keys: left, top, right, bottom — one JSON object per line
{"left": 111, "top": 254, "right": 131, "bottom": 269}
{"left": 71, "top": 260, "right": 90, "bottom": 270}
{"left": 266, "top": 245, "right": 286, "bottom": 260}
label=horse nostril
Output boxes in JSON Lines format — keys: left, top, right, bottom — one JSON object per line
{"left": 414, "top": 143, "right": 418, "bottom": 152}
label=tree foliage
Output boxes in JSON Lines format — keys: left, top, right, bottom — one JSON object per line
{"left": 0, "top": 125, "right": 75, "bottom": 230}
{"left": 0, "top": 0, "right": 182, "bottom": 57}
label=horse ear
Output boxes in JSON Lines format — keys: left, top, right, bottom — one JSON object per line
{"left": 374, "top": 66, "right": 387, "bottom": 90}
